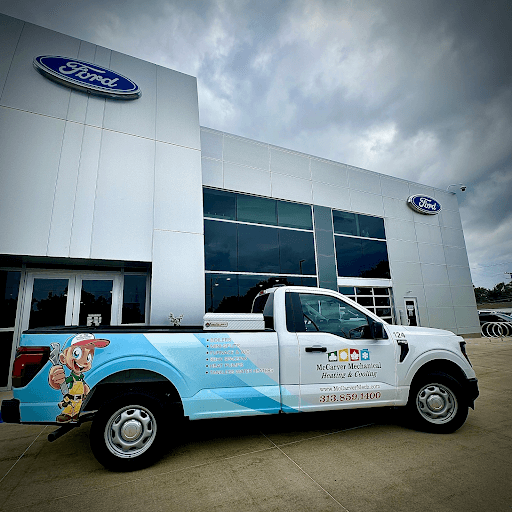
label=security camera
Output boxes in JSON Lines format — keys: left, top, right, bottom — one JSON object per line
{"left": 460, "top": 186, "right": 466, "bottom": 192}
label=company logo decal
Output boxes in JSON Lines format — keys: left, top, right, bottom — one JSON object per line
{"left": 327, "top": 348, "right": 371, "bottom": 362}
{"left": 407, "top": 195, "right": 441, "bottom": 215}
{"left": 33, "top": 56, "right": 141, "bottom": 99}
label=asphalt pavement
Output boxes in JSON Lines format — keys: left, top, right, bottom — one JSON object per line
{"left": 1, "top": 337, "right": 511, "bottom": 512}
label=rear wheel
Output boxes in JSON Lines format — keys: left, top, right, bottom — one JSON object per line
{"left": 90, "top": 394, "right": 164, "bottom": 471}
{"left": 407, "top": 372, "right": 468, "bottom": 433}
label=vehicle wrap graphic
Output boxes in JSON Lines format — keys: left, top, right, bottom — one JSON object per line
{"left": 16, "top": 331, "right": 298, "bottom": 423}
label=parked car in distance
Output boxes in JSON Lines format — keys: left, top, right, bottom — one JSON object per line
{"left": 478, "top": 310, "right": 512, "bottom": 325}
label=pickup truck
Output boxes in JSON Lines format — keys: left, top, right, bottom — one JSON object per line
{"left": 1, "top": 286, "right": 479, "bottom": 471}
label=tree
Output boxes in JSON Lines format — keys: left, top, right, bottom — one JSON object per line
{"left": 474, "top": 282, "right": 512, "bottom": 304}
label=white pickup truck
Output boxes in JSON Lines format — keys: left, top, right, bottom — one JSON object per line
{"left": 1, "top": 286, "right": 479, "bottom": 471}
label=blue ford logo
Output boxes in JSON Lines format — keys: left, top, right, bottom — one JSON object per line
{"left": 33, "top": 56, "right": 141, "bottom": 99}
{"left": 407, "top": 195, "right": 441, "bottom": 215}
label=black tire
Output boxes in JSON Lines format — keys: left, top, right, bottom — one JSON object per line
{"left": 406, "top": 371, "right": 468, "bottom": 434}
{"left": 90, "top": 393, "right": 164, "bottom": 471}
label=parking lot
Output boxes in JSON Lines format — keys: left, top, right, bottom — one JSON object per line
{"left": 1, "top": 337, "right": 511, "bottom": 512}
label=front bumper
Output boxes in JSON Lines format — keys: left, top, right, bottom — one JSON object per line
{"left": 1, "top": 398, "right": 20, "bottom": 423}
{"left": 465, "top": 378, "right": 479, "bottom": 409}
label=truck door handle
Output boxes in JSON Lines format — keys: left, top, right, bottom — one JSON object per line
{"left": 305, "top": 346, "right": 327, "bottom": 353}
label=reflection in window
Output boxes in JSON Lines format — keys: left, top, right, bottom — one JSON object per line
{"left": 204, "top": 220, "right": 237, "bottom": 271}
{"left": 333, "top": 210, "right": 385, "bottom": 239}
{"left": 237, "top": 194, "right": 277, "bottom": 225}
{"left": 0, "top": 270, "right": 21, "bottom": 328}
{"left": 203, "top": 188, "right": 313, "bottom": 229}
{"left": 278, "top": 229, "right": 316, "bottom": 275}
{"left": 298, "top": 293, "right": 371, "bottom": 339}
{"left": 79, "top": 280, "right": 113, "bottom": 326}
{"left": 335, "top": 237, "right": 390, "bottom": 279}
{"left": 30, "top": 279, "right": 68, "bottom": 329}
{"left": 205, "top": 220, "right": 317, "bottom": 276}
{"left": 338, "top": 287, "right": 394, "bottom": 323}
{"left": 277, "top": 201, "right": 313, "bottom": 229}
{"left": 205, "top": 274, "right": 317, "bottom": 313}
{"left": 122, "top": 275, "right": 147, "bottom": 324}
{"left": 238, "top": 224, "right": 279, "bottom": 273}
{"left": 203, "top": 189, "right": 236, "bottom": 220}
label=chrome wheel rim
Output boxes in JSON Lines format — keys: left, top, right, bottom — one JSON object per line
{"left": 104, "top": 405, "right": 157, "bottom": 458}
{"left": 416, "top": 383, "right": 458, "bottom": 424}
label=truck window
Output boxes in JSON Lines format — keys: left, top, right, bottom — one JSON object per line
{"left": 252, "top": 293, "right": 274, "bottom": 329}
{"left": 298, "top": 293, "right": 372, "bottom": 339}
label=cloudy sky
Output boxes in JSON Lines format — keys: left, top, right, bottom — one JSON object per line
{"left": 1, "top": 0, "right": 511, "bottom": 288}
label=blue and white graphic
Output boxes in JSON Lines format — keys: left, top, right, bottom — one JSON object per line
{"left": 33, "top": 56, "right": 141, "bottom": 99}
{"left": 361, "top": 349, "right": 370, "bottom": 361}
{"left": 407, "top": 195, "right": 442, "bottom": 215}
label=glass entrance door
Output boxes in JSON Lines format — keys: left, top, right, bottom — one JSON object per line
{"left": 22, "top": 273, "right": 121, "bottom": 331}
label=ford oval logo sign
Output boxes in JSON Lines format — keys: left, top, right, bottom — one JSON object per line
{"left": 407, "top": 195, "right": 442, "bottom": 215}
{"left": 33, "top": 56, "right": 141, "bottom": 99}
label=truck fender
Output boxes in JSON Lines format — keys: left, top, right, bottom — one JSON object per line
{"left": 85, "top": 355, "right": 191, "bottom": 400}
{"left": 400, "top": 349, "right": 474, "bottom": 388}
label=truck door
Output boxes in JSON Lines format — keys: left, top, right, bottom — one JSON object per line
{"left": 289, "top": 291, "right": 397, "bottom": 411}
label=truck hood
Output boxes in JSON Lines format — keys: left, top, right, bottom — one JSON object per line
{"left": 399, "top": 326, "right": 460, "bottom": 338}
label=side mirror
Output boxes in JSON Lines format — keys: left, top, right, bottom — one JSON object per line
{"left": 371, "top": 322, "right": 386, "bottom": 339}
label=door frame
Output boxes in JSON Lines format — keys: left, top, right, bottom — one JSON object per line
{"left": 20, "top": 270, "right": 123, "bottom": 331}
{"left": 404, "top": 297, "right": 420, "bottom": 326}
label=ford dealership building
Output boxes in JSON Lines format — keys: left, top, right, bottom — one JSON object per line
{"left": 0, "top": 14, "right": 480, "bottom": 389}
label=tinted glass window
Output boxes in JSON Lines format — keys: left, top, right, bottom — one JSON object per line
{"left": 298, "top": 293, "right": 371, "bottom": 339}
{"left": 278, "top": 229, "right": 316, "bottom": 275}
{"left": 278, "top": 201, "right": 313, "bottom": 229}
{"left": 359, "top": 214, "right": 385, "bottom": 239}
{"left": 238, "top": 224, "right": 279, "bottom": 273}
{"left": 360, "top": 240, "right": 390, "bottom": 278}
{"left": 237, "top": 194, "right": 277, "bottom": 225}
{"left": 0, "top": 270, "right": 21, "bottom": 328}
{"left": 203, "top": 189, "right": 236, "bottom": 220}
{"left": 333, "top": 211, "right": 358, "bottom": 236}
{"left": 204, "top": 220, "right": 237, "bottom": 271}
{"left": 338, "top": 286, "right": 355, "bottom": 295}
{"left": 122, "top": 275, "right": 146, "bottom": 324}
{"left": 335, "top": 237, "right": 362, "bottom": 277}
{"left": 205, "top": 274, "right": 238, "bottom": 312}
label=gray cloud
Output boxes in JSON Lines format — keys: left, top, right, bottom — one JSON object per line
{"left": 1, "top": 0, "right": 511, "bottom": 287}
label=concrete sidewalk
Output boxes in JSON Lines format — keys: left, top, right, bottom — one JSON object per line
{"left": 1, "top": 337, "right": 511, "bottom": 512}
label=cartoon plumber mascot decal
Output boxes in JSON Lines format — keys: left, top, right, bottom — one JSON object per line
{"left": 48, "top": 333, "right": 110, "bottom": 423}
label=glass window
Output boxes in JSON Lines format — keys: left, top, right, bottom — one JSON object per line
{"left": 298, "top": 293, "right": 371, "bottom": 339}
{"left": 205, "top": 274, "right": 318, "bottom": 313}
{"left": 79, "top": 280, "right": 113, "bottom": 326}
{"left": 237, "top": 194, "right": 277, "bottom": 225}
{"left": 205, "top": 274, "right": 238, "bottom": 312}
{"left": 360, "top": 240, "right": 390, "bottom": 278}
{"left": 338, "top": 286, "right": 355, "bottom": 295}
{"left": 278, "top": 229, "right": 316, "bottom": 275}
{"left": 335, "top": 237, "right": 362, "bottom": 277}
{"left": 278, "top": 201, "right": 313, "bottom": 229}
{"left": 359, "top": 214, "right": 385, "bottom": 239}
{"left": 0, "top": 331, "right": 15, "bottom": 387}
{"left": 29, "top": 279, "right": 69, "bottom": 329}
{"left": 122, "top": 275, "right": 146, "bottom": 324}
{"left": 203, "top": 189, "right": 236, "bottom": 220}
{"left": 204, "top": 220, "right": 237, "bottom": 271}
{"left": 333, "top": 211, "right": 358, "bottom": 236}
{"left": 0, "top": 270, "right": 21, "bottom": 328}
{"left": 238, "top": 224, "right": 279, "bottom": 273}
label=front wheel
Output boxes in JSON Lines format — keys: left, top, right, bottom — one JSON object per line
{"left": 90, "top": 394, "right": 164, "bottom": 471}
{"left": 407, "top": 372, "right": 468, "bottom": 434}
